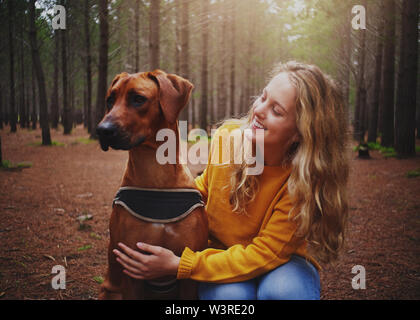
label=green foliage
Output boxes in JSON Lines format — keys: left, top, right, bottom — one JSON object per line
{"left": 353, "top": 142, "right": 397, "bottom": 158}
{"left": 77, "top": 244, "right": 92, "bottom": 251}
{"left": 406, "top": 168, "right": 420, "bottom": 178}
{"left": 1, "top": 160, "right": 32, "bottom": 170}
{"left": 92, "top": 276, "right": 104, "bottom": 284}
{"left": 29, "top": 141, "right": 65, "bottom": 147}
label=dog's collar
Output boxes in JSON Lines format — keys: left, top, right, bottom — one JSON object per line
{"left": 113, "top": 187, "right": 204, "bottom": 223}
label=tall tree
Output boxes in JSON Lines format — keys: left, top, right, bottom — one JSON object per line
{"left": 31, "top": 63, "right": 37, "bottom": 130}
{"left": 200, "top": 0, "right": 210, "bottom": 131}
{"left": 8, "top": 0, "right": 17, "bottom": 133}
{"left": 368, "top": 6, "right": 384, "bottom": 143}
{"left": 179, "top": 0, "right": 190, "bottom": 122}
{"left": 174, "top": 0, "right": 181, "bottom": 74}
{"left": 394, "top": 0, "right": 419, "bottom": 157}
{"left": 92, "top": 0, "right": 109, "bottom": 139}
{"left": 50, "top": 30, "right": 59, "bottom": 129}
{"left": 149, "top": 0, "right": 160, "bottom": 70}
{"left": 135, "top": 0, "right": 141, "bottom": 71}
{"left": 18, "top": 11, "right": 27, "bottom": 129}
{"left": 61, "top": 2, "right": 71, "bottom": 135}
{"left": 84, "top": 0, "right": 92, "bottom": 133}
{"left": 216, "top": 0, "right": 228, "bottom": 122}
{"left": 229, "top": 0, "right": 237, "bottom": 117}
{"left": 28, "top": 0, "right": 51, "bottom": 145}
{"left": 354, "top": 0, "right": 368, "bottom": 142}
{"left": 380, "top": 0, "right": 396, "bottom": 147}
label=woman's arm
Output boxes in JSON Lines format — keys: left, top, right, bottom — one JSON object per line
{"left": 177, "top": 193, "right": 303, "bottom": 283}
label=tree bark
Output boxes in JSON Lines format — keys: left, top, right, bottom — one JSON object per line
{"left": 179, "top": 0, "right": 190, "bottom": 122}
{"left": 31, "top": 63, "right": 37, "bottom": 130}
{"left": 217, "top": 0, "right": 228, "bottom": 122}
{"left": 368, "top": 16, "right": 384, "bottom": 143}
{"left": 200, "top": 0, "right": 210, "bottom": 131}
{"left": 395, "top": 0, "right": 419, "bottom": 157}
{"left": 18, "top": 18, "right": 26, "bottom": 129}
{"left": 50, "top": 30, "right": 60, "bottom": 129}
{"left": 174, "top": 0, "right": 181, "bottom": 75}
{"left": 380, "top": 0, "right": 396, "bottom": 147}
{"left": 354, "top": 2, "right": 367, "bottom": 142}
{"left": 29, "top": 0, "right": 51, "bottom": 145}
{"left": 149, "top": 0, "right": 160, "bottom": 70}
{"left": 8, "top": 0, "right": 17, "bottom": 133}
{"left": 61, "top": 15, "right": 71, "bottom": 134}
{"left": 84, "top": 0, "right": 93, "bottom": 133}
{"left": 229, "top": 0, "right": 237, "bottom": 117}
{"left": 92, "top": 0, "right": 109, "bottom": 139}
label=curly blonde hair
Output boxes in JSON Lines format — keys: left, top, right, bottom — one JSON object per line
{"left": 228, "top": 61, "right": 350, "bottom": 264}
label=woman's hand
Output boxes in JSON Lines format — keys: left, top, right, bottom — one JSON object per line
{"left": 113, "top": 242, "right": 180, "bottom": 280}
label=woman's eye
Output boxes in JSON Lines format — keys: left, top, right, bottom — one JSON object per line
{"left": 273, "top": 106, "right": 283, "bottom": 116}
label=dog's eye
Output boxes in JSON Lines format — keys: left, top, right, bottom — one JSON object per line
{"left": 106, "top": 96, "right": 115, "bottom": 111}
{"left": 132, "top": 95, "right": 147, "bottom": 107}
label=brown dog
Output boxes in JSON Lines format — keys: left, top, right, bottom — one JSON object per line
{"left": 96, "top": 70, "right": 208, "bottom": 299}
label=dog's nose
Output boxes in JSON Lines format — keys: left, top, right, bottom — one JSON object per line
{"left": 96, "top": 121, "right": 118, "bottom": 138}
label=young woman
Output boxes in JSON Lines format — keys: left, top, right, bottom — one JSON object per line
{"left": 113, "top": 61, "right": 350, "bottom": 300}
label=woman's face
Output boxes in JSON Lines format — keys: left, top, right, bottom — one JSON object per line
{"left": 248, "top": 72, "right": 300, "bottom": 164}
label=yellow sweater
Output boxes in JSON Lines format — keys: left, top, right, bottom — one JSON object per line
{"left": 177, "top": 123, "right": 320, "bottom": 283}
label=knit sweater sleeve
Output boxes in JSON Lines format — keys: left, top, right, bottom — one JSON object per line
{"left": 176, "top": 191, "right": 303, "bottom": 283}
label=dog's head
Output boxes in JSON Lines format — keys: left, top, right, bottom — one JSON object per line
{"left": 96, "top": 70, "right": 193, "bottom": 151}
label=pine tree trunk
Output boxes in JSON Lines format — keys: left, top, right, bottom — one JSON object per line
{"left": 50, "top": 31, "right": 59, "bottom": 129}
{"left": 29, "top": 0, "right": 51, "bottom": 145}
{"left": 217, "top": 0, "right": 227, "bottom": 122}
{"left": 149, "top": 0, "right": 160, "bottom": 70}
{"left": 84, "top": 0, "right": 93, "bottom": 133}
{"left": 61, "top": 24, "right": 71, "bottom": 134}
{"left": 31, "top": 64, "right": 37, "bottom": 130}
{"left": 200, "top": 0, "right": 210, "bottom": 131}
{"left": 8, "top": 0, "right": 17, "bottom": 133}
{"left": 354, "top": 15, "right": 367, "bottom": 142}
{"left": 135, "top": 0, "right": 140, "bottom": 72}
{"left": 174, "top": 0, "right": 181, "bottom": 75}
{"left": 92, "top": 0, "right": 109, "bottom": 139}
{"left": 368, "top": 18, "right": 384, "bottom": 143}
{"left": 179, "top": 0, "right": 190, "bottom": 122}
{"left": 18, "top": 20, "right": 26, "bottom": 129}
{"left": 229, "top": 0, "right": 237, "bottom": 117}
{"left": 394, "top": 0, "right": 419, "bottom": 157}
{"left": 380, "top": 0, "right": 396, "bottom": 147}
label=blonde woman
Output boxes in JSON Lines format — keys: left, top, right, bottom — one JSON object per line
{"left": 113, "top": 61, "right": 350, "bottom": 300}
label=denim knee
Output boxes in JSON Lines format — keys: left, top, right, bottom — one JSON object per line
{"left": 257, "top": 255, "right": 320, "bottom": 300}
{"left": 198, "top": 280, "right": 257, "bottom": 300}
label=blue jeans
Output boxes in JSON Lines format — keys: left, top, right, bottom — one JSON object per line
{"left": 198, "top": 255, "right": 320, "bottom": 300}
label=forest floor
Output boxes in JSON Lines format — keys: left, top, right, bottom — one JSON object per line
{"left": 0, "top": 124, "right": 419, "bottom": 300}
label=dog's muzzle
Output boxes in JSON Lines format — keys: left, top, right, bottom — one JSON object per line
{"left": 96, "top": 121, "right": 130, "bottom": 151}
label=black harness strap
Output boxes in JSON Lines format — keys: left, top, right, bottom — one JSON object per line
{"left": 113, "top": 187, "right": 204, "bottom": 223}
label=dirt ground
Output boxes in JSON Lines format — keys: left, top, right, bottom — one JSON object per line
{"left": 0, "top": 125, "right": 419, "bottom": 300}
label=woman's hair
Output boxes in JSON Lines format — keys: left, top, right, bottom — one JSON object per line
{"left": 227, "top": 61, "right": 350, "bottom": 264}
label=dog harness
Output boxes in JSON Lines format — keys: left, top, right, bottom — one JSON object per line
{"left": 112, "top": 186, "right": 204, "bottom": 223}
{"left": 112, "top": 186, "right": 205, "bottom": 293}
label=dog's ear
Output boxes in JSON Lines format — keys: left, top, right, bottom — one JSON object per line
{"left": 148, "top": 70, "right": 194, "bottom": 124}
{"left": 107, "top": 72, "right": 129, "bottom": 95}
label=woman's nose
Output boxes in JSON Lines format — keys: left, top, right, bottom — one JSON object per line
{"left": 253, "top": 100, "right": 267, "bottom": 119}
